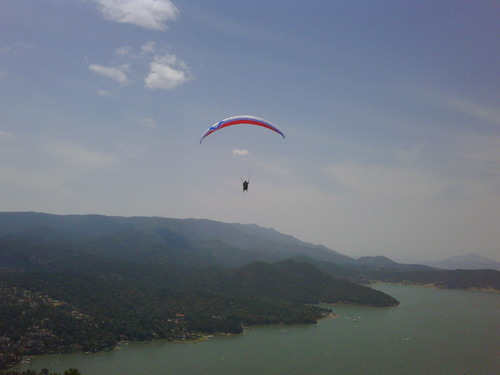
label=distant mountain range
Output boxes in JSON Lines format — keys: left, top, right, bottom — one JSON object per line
{"left": 0, "top": 211, "right": 353, "bottom": 267}
{"left": 425, "top": 253, "right": 500, "bottom": 271}
{"left": 354, "top": 255, "right": 433, "bottom": 270}
{"left": 0, "top": 212, "right": 498, "bottom": 276}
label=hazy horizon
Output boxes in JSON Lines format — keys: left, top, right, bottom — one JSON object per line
{"left": 1, "top": 1, "right": 498, "bottom": 262}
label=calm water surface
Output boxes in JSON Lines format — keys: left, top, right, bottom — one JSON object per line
{"left": 22, "top": 285, "right": 499, "bottom": 375}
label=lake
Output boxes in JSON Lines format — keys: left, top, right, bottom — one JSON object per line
{"left": 21, "top": 285, "right": 499, "bottom": 375}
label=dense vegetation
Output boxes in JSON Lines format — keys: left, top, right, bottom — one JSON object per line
{"left": 0, "top": 228, "right": 396, "bottom": 370}
{"left": 294, "top": 256, "right": 500, "bottom": 290}
{"left": 1, "top": 212, "right": 498, "bottom": 371}
{"left": 0, "top": 261, "right": 343, "bottom": 370}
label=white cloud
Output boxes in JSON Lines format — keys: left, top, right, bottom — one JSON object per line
{"left": 144, "top": 54, "right": 192, "bottom": 90}
{"left": 93, "top": 0, "right": 179, "bottom": 30}
{"left": 232, "top": 149, "right": 250, "bottom": 156}
{"left": 89, "top": 63, "right": 129, "bottom": 84}
{"left": 90, "top": 43, "right": 191, "bottom": 90}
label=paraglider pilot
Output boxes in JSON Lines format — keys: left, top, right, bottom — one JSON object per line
{"left": 242, "top": 180, "right": 249, "bottom": 192}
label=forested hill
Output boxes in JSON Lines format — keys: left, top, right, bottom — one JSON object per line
{"left": 293, "top": 256, "right": 500, "bottom": 291}
{"left": 1, "top": 212, "right": 497, "bottom": 288}
{"left": 0, "top": 212, "right": 497, "bottom": 288}
{"left": 0, "top": 212, "right": 398, "bottom": 370}
{"left": 0, "top": 212, "right": 353, "bottom": 266}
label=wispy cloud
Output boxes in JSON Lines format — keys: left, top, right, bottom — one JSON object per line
{"left": 139, "top": 118, "right": 157, "bottom": 128}
{"left": 115, "top": 41, "right": 156, "bottom": 58}
{"left": 89, "top": 63, "right": 129, "bottom": 84}
{"left": 0, "top": 42, "right": 35, "bottom": 54}
{"left": 93, "top": 0, "right": 179, "bottom": 30}
{"left": 324, "top": 163, "right": 448, "bottom": 201}
{"left": 442, "top": 96, "right": 500, "bottom": 125}
{"left": 141, "top": 41, "right": 157, "bottom": 54}
{"left": 144, "top": 54, "right": 192, "bottom": 90}
{"left": 116, "top": 45, "right": 133, "bottom": 56}
{"left": 417, "top": 86, "right": 500, "bottom": 126}
{"left": 43, "top": 138, "right": 117, "bottom": 172}
{"left": 0, "top": 137, "right": 118, "bottom": 206}
{"left": 0, "top": 130, "right": 16, "bottom": 142}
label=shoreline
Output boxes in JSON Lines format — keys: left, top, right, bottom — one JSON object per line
{"left": 369, "top": 281, "right": 500, "bottom": 293}
{"left": 8, "top": 284, "right": 496, "bottom": 371}
{"left": 12, "top": 312, "right": 336, "bottom": 370}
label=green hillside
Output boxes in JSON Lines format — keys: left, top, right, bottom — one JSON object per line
{"left": 0, "top": 212, "right": 397, "bottom": 370}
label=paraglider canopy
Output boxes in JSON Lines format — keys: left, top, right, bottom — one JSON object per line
{"left": 200, "top": 115, "right": 285, "bottom": 143}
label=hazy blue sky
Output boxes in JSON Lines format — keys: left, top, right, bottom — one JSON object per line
{"left": 1, "top": 0, "right": 498, "bottom": 262}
